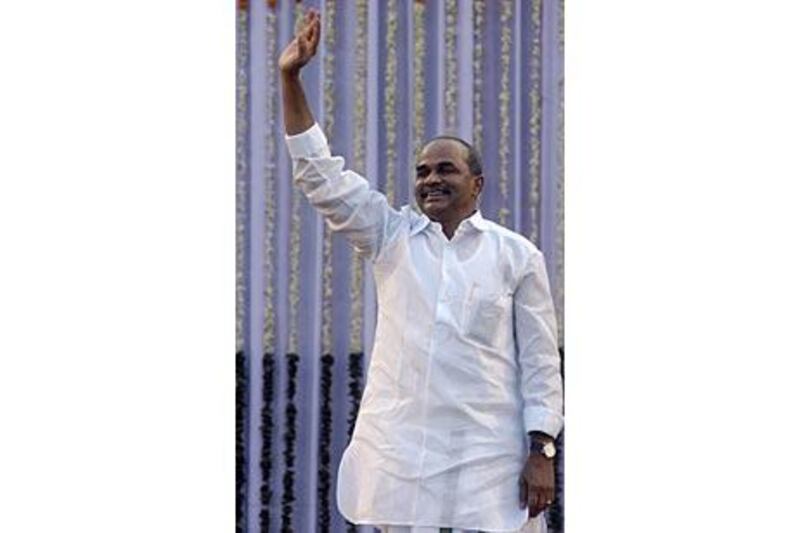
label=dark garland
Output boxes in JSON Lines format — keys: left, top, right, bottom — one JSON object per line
{"left": 345, "top": 352, "right": 364, "bottom": 533}
{"left": 317, "top": 354, "right": 335, "bottom": 531}
{"left": 281, "top": 353, "right": 300, "bottom": 532}
{"left": 545, "top": 430, "right": 565, "bottom": 533}
{"left": 235, "top": 351, "right": 247, "bottom": 533}
{"left": 259, "top": 353, "right": 275, "bottom": 531}
{"left": 546, "top": 347, "right": 566, "bottom": 533}
{"left": 346, "top": 352, "right": 364, "bottom": 439}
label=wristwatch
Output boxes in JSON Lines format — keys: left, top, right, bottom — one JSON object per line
{"left": 530, "top": 439, "right": 557, "bottom": 459}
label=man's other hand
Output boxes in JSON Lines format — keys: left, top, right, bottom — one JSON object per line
{"left": 278, "top": 8, "right": 321, "bottom": 75}
{"left": 518, "top": 453, "right": 555, "bottom": 519}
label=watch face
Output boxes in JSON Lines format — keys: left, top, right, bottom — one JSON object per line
{"left": 543, "top": 442, "right": 556, "bottom": 458}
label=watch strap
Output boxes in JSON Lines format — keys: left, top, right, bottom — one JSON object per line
{"left": 529, "top": 439, "right": 556, "bottom": 458}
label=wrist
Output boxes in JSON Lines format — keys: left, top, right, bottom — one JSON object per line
{"left": 528, "top": 431, "right": 556, "bottom": 459}
{"left": 528, "top": 431, "right": 554, "bottom": 444}
{"left": 280, "top": 67, "right": 302, "bottom": 80}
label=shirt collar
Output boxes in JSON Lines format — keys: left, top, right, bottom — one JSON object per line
{"left": 410, "top": 209, "right": 488, "bottom": 236}
{"left": 465, "top": 209, "right": 489, "bottom": 232}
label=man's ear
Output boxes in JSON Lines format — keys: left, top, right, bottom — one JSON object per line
{"left": 473, "top": 175, "right": 484, "bottom": 198}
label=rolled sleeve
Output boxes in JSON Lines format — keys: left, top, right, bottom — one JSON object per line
{"left": 285, "top": 122, "right": 330, "bottom": 159}
{"left": 523, "top": 406, "right": 563, "bottom": 439}
{"left": 284, "top": 122, "right": 402, "bottom": 261}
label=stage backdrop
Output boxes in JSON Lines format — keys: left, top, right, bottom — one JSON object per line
{"left": 236, "top": 0, "right": 564, "bottom": 531}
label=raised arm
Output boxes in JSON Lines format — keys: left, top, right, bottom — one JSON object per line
{"left": 279, "top": 9, "right": 319, "bottom": 135}
{"left": 278, "top": 8, "right": 402, "bottom": 260}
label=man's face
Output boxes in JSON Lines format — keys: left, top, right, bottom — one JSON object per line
{"left": 414, "top": 139, "right": 483, "bottom": 222}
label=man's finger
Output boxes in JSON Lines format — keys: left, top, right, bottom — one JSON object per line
{"left": 305, "top": 8, "right": 318, "bottom": 27}
{"left": 311, "top": 18, "right": 321, "bottom": 49}
{"left": 312, "top": 19, "right": 320, "bottom": 46}
{"left": 528, "top": 487, "right": 541, "bottom": 518}
{"left": 301, "top": 12, "right": 315, "bottom": 39}
{"left": 518, "top": 477, "right": 527, "bottom": 510}
{"left": 546, "top": 487, "right": 556, "bottom": 508}
{"left": 302, "top": 19, "right": 314, "bottom": 43}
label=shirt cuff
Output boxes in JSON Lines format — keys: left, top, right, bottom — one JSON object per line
{"left": 523, "top": 406, "right": 564, "bottom": 439}
{"left": 285, "top": 122, "right": 330, "bottom": 159}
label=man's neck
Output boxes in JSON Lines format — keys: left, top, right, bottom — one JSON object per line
{"left": 434, "top": 209, "right": 477, "bottom": 240}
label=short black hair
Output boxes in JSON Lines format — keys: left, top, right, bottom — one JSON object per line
{"left": 423, "top": 135, "right": 483, "bottom": 177}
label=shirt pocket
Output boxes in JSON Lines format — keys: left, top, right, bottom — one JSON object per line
{"left": 462, "top": 284, "right": 513, "bottom": 348}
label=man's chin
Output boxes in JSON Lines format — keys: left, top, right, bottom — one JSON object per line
{"left": 420, "top": 204, "right": 448, "bottom": 220}
{"left": 420, "top": 197, "right": 452, "bottom": 216}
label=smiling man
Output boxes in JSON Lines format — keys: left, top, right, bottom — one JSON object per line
{"left": 280, "top": 9, "right": 563, "bottom": 533}
{"left": 415, "top": 136, "right": 484, "bottom": 239}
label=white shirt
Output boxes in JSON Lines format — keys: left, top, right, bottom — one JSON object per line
{"left": 287, "top": 124, "right": 563, "bottom": 532}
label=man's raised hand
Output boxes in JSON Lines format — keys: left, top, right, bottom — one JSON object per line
{"left": 279, "top": 8, "right": 321, "bottom": 75}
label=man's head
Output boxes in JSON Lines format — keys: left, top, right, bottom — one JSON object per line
{"left": 414, "top": 136, "right": 483, "bottom": 225}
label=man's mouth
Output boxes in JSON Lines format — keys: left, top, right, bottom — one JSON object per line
{"left": 421, "top": 188, "right": 451, "bottom": 201}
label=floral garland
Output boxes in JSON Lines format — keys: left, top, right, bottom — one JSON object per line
{"left": 317, "top": 354, "right": 335, "bottom": 530}
{"left": 345, "top": 351, "right": 364, "bottom": 533}
{"left": 472, "top": 0, "right": 484, "bottom": 156}
{"left": 528, "top": 0, "right": 542, "bottom": 246}
{"left": 546, "top": 431, "right": 565, "bottom": 533}
{"left": 235, "top": 351, "right": 247, "bottom": 533}
{"left": 498, "top": 0, "right": 513, "bottom": 228}
{"left": 321, "top": 0, "right": 335, "bottom": 358}
{"left": 318, "top": 0, "right": 337, "bottom": 526}
{"left": 262, "top": 0, "right": 277, "bottom": 354}
{"left": 261, "top": 6, "right": 278, "bottom": 525}
{"left": 444, "top": 0, "right": 458, "bottom": 131}
{"left": 288, "top": 4, "right": 304, "bottom": 357}
{"left": 555, "top": 0, "right": 565, "bottom": 347}
{"left": 545, "top": 347, "right": 566, "bottom": 533}
{"left": 347, "top": 352, "right": 364, "bottom": 440}
{"left": 234, "top": 4, "right": 248, "bottom": 529}
{"left": 413, "top": 0, "right": 425, "bottom": 154}
{"left": 259, "top": 352, "right": 275, "bottom": 530}
{"left": 235, "top": 2, "right": 250, "bottom": 356}
{"left": 349, "top": 0, "right": 367, "bottom": 355}
{"left": 281, "top": 353, "right": 299, "bottom": 530}
{"left": 385, "top": 0, "right": 398, "bottom": 208}
{"left": 412, "top": 0, "right": 426, "bottom": 209}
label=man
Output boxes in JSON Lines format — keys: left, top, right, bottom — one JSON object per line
{"left": 279, "top": 9, "right": 563, "bottom": 533}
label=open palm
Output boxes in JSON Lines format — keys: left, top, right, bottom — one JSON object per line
{"left": 278, "top": 9, "right": 321, "bottom": 74}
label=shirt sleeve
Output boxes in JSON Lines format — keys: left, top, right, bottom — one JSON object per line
{"left": 285, "top": 123, "right": 401, "bottom": 260}
{"left": 513, "top": 248, "right": 564, "bottom": 438}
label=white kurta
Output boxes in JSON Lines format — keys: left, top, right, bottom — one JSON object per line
{"left": 287, "top": 124, "right": 563, "bottom": 533}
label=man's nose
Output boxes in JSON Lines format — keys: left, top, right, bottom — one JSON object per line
{"left": 422, "top": 172, "right": 444, "bottom": 185}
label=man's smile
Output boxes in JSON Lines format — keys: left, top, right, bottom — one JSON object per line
{"left": 420, "top": 187, "right": 451, "bottom": 202}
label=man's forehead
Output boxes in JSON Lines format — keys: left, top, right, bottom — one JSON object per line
{"left": 417, "top": 139, "right": 468, "bottom": 165}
